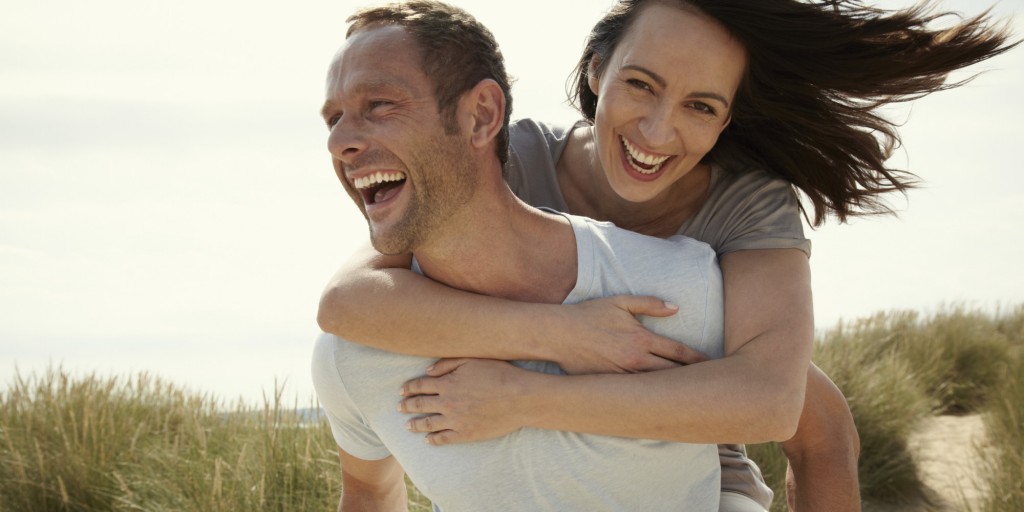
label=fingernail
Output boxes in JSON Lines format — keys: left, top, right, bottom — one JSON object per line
{"left": 426, "top": 364, "right": 435, "bottom": 372}
{"left": 399, "top": 386, "right": 406, "bottom": 396}
{"left": 664, "top": 302, "right": 679, "bottom": 311}
{"left": 405, "top": 421, "right": 413, "bottom": 431}
{"left": 396, "top": 402, "right": 403, "bottom": 412}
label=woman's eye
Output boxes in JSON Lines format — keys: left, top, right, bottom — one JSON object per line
{"left": 689, "top": 102, "right": 717, "bottom": 116}
{"left": 626, "top": 79, "right": 652, "bottom": 92}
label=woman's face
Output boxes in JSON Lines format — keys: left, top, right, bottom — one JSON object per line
{"left": 588, "top": 2, "right": 747, "bottom": 203}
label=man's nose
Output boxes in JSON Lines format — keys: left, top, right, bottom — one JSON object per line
{"left": 327, "top": 115, "right": 369, "bottom": 166}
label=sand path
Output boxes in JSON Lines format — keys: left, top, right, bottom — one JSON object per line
{"left": 868, "top": 413, "right": 990, "bottom": 512}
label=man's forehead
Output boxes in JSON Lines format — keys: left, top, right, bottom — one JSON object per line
{"left": 334, "top": 25, "right": 420, "bottom": 73}
{"left": 326, "top": 25, "right": 426, "bottom": 94}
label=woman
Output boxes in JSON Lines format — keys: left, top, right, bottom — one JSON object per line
{"left": 318, "top": 1, "right": 1016, "bottom": 510}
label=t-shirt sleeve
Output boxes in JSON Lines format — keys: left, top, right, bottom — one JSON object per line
{"left": 504, "top": 118, "right": 571, "bottom": 211}
{"left": 719, "top": 444, "right": 775, "bottom": 508}
{"left": 703, "top": 169, "right": 811, "bottom": 257}
{"left": 310, "top": 333, "right": 392, "bottom": 461}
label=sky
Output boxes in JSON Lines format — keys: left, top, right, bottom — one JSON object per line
{"left": 2, "top": 0, "right": 1022, "bottom": 406}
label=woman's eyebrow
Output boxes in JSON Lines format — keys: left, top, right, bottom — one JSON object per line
{"left": 621, "top": 64, "right": 730, "bottom": 107}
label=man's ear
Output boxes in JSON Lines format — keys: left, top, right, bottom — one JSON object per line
{"left": 460, "top": 79, "right": 505, "bottom": 151}
{"left": 587, "top": 54, "right": 603, "bottom": 95}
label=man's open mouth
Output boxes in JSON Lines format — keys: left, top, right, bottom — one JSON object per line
{"left": 354, "top": 171, "right": 407, "bottom": 205}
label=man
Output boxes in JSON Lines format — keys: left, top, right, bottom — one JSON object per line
{"left": 311, "top": 1, "right": 728, "bottom": 510}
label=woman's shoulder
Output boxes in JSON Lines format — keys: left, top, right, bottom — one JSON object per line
{"left": 684, "top": 162, "right": 810, "bottom": 256}
{"left": 711, "top": 162, "right": 794, "bottom": 200}
{"left": 509, "top": 118, "right": 582, "bottom": 151}
{"left": 505, "top": 118, "right": 579, "bottom": 211}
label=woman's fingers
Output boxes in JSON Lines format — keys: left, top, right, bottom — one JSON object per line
{"left": 425, "top": 357, "right": 467, "bottom": 377}
{"left": 398, "top": 392, "right": 441, "bottom": 414}
{"left": 607, "top": 294, "right": 680, "bottom": 318}
{"left": 649, "top": 337, "right": 707, "bottom": 366}
{"left": 405, "top": 413, "right": 448, "bottom": 433}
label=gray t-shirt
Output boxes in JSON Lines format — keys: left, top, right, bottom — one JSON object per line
{"left": 505, "top": 118, "right": 811, "bottom": 257}
{"left": 504, "top": 118, "right": 807, "bottom": 508}
{"left": 313, "top": 212, "right": 725, "bottom": 511}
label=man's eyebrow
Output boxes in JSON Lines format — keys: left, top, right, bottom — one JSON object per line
{"left": 621, "top": 64, "right": 731, "bottom": 108}
{"left": 320, "top": 101, "right": 337, "bottom": 120}
{"left": 320, "top": 78, "right": 411, "bottom": 119}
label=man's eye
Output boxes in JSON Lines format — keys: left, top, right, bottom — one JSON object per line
{"left": 369, "top": 100, "right": 392, "bottom": 109}
{"left": 327, "top": 114, "right": 342, "bottom": 127}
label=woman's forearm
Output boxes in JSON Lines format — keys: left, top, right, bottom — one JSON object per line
{"left": 317, "top": 244, "right": 556, "bottom": 361}
{"left": 519, "top": 338, "right": 806, "bottom": 444}
{"left": 318, "top": 244, "right": 698, "bottom": 373}
{"left": 403, "top": 327, "right": 809, "bottom": 445}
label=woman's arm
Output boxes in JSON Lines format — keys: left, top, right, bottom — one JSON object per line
{"left": 400, "top": 248, "right": 814, "bottom": 444}
{"left": 317, "top": 243, "right": 704, "bottom": 373}
{"left": 782, "top": 364, "right": 862, "bottom": 511}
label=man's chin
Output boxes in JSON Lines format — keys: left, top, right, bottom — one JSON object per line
{"left": 368, "top": 229, "right": 415, "bottom": 256}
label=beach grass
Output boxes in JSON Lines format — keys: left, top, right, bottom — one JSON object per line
{"left": 1, "top": 303, "right": 1021, "bottom": 511}
{"left": 973, "top": 349, "right": 1024, "bottom": 512}
{"left": 747, "top": 304, "right": 1023, "bottom": 511}
{"left": 0, "top": 370, "right": 342, "bottom": 511}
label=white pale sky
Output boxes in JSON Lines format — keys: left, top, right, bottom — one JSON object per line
{"left": 2, "top": 0, "right": 1022, "bottom": 405}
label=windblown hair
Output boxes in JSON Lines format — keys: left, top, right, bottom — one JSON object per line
{"left": 347, "top": 1, "right": 514, "bottom": 164}
{"left": 572, "top": 0, "right": 1018, "bottom": 225}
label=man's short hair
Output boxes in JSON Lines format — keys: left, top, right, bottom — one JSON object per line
{"left": 347, "top": 1, "right": 514, "bottom": 165}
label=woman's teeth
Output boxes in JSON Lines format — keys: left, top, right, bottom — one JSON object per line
{"left": 621, "top": 136, "right": 670, "bottom": 174}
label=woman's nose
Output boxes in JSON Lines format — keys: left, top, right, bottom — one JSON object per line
{"left": 637, "top": 102, "right": 676, "bottom": 148}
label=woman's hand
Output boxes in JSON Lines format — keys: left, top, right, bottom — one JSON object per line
{"left": 398, "top": 358, "right": 538, "bottom": 445}
{"left": 553, "top": 295, "right": 706, "bottom": 374}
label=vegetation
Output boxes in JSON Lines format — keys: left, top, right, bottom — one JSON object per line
{"left": 974, "top": 307, "right": 1024, "bottom": 512}
{"left": 748, "top": 304, "right": 1024, "bottom": 511}
{"left": 0, "top": 371, "right": 342, "bottom": 511}
{"left": 1, "top": 304, "right": 1021, "bottom": 511}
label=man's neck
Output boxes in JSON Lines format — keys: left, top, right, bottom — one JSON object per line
{"left": 412, "top": 179, "right": 578, "bottom": 305}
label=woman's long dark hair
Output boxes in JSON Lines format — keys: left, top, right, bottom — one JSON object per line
{"left": 571, "top": 0, "right": 1018, "bottom": 225}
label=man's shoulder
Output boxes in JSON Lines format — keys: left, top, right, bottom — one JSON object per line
{"left": 567, "top": 213, "right": 719, "bottom": 293}
{"left": 577, "top": 214, "right": 716, "bottom": 259}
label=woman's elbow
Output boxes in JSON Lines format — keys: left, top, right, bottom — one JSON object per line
{"left": 774, "top": 400, "right": 804, "bottom": 442}
{"left": 317, "top": 285, "right": 349, "bottom": 335}
{"left": 782, "top": 365, "right": 861, "bottom": 461}
{"left": 761, "top": 380, "right": 806, "bottom": 442}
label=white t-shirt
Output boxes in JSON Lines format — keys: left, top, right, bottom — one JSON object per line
{"left": 313, "top": 212, "right": 725, "bottom": 511}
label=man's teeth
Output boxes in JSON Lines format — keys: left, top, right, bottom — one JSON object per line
{"left": 622, "top": 137, "right": 670, "bottom": 174}
{"left": 354, "top": 171, "right": 406, "bottom": 190}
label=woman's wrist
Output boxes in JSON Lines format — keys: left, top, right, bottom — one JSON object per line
{"left": 511, "top": 368, "right": 561, "bottom": 429}
{"left": 509, "top": 301, "right": 573, "bottom": 363}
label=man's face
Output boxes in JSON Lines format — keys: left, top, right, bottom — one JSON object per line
{"left": 321, "top": 25, "right": 478, "bottom": 255}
